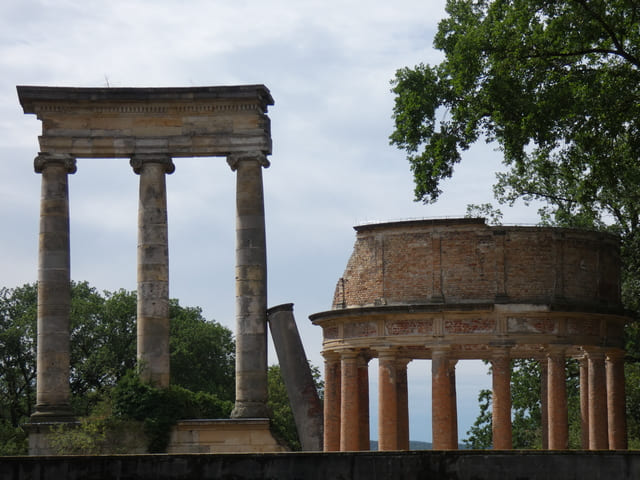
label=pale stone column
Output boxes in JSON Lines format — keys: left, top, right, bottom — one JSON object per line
{"left": 432, "top": 349, "right": 457, "bottom": 449}
{"left": 580, "top": 354, "right": 590, "bottom": 449}
{"left": 323, "top": 352, "right": 341, "bottom": 451}
{"left": 540, "top": 358, "right": 549, "bottom": 449}
{"left": 492, "top": 350, "right": 512, "bottom": 449}
{"left": 228, "top": 152, "right": 270, "bottom": 418}
{"left": 547, "top": 348, "right": 568, "bottom": 449}
{"left": 131, "top": 154, "right": 174, "bottom": 387}
{"left": 378, "top": 350, "right": 399, "bottom": 451}
{"left": 340, "top": 351, "right": 360, "bottom": 451}
{"left": 588, "top": 349, "right": 608, "bottom": 449}
{"left": 397, "top": 357, "right": 411, "bottom": 450}
{"left": 32, "top": 153, "right": 76, "bottom": 421}
{"left": 357, "top": 355, "right": 370, "bottom": 450}
{"left": 606, "top": 350, "right": 627, "bottom": 450}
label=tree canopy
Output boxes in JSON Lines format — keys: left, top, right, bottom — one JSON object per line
{"left": 391, "top": 0, "right": 640, "bottom": 231}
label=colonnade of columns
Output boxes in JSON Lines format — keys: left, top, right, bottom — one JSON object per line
{"left": 31, "top": 151, "right": 270, "bottom": 422}
{"left": 322, "top": 346, "right": 627, "bottom": 451}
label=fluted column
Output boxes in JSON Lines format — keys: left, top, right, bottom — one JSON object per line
{"left": 32, "top": 153, "right": 76, "bottom": 421}
{"left": 588, "top": 349, "right": 608, "bottom": 449}
{"left": 357, "top": 355, "right": 370, "bottom": 450}
{"left": 378, "top": 350, "right": 399, "bottom": 451}
{"left": 228, "top": 152, "right": 270, "bottom": 418}
{"left": 547, "top": 348, "right": 568, "bottom": 449}
{"left": 432, "top": 349, "right": 457, "bottom": 449}
{"left": 492, "top": 349, "right": 512, "bottom": 449}
{"left": 131, "top": 154, "right": 174, "bottom": 387}
{"left": 323, "top": 352, "right": 341, "bottom": 451}
{"left": 606, "top": 350, "right": 627, "bottom": 450}
{"left": 340, "top": 351, "right": 360, "bottom": 451}
{"left": 580, "top": 354, "right": 589, "bottom": 449}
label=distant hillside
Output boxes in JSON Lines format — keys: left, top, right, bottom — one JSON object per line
{"left": 368, "top": 440, "right": 468, "bottom": 450}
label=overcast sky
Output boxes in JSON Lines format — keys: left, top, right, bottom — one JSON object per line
{"left": 0, "top": 0, "right": 542, "bottom": 444}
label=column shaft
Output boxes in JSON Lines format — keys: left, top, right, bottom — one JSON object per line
{"left": 580, "top": 356, "right": 589, "bottom": 449}
{"left": 340, "top": 353, "right": 360, "bottom": 451}
{"left": 492, "top": 352, "right": 512, "bottom": 449}
{"left": 432, "top": 350, "right": 457, "bottom": 449}
{"left": 132, "top": 155, "right": 173, "bottom": 387}
{"left": 378, "top": 352, "right": 399, "bottom": 451}
{"left": 32, "top": 154, "right": 76, "bottom": 421}
{"left": 323, "top": 354, "right": 341, "bottom": 451}
{"left": 606, "top": 351, "right": 627, "bottom": 450}
{"left": 588, "top": 351, "right": 608, "bottom": 449}
{"left": 547, "top": 350, "right": 568, "bottom": 449}
{"left": 397, "top": 359, "right": 410, "bottom": 450}
{"left": 228, "top": 154, "right": 269, "bottom": 418}
{"left": 540, "top": 359, "right": 549, "bottom": 450}
{"left": 357, "top": 356, "right": 370, "bottom": 450}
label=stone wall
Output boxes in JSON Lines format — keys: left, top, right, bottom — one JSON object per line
{"left": 2, "top": 451, "right": 639, "bottom": 480}
{"left": 333, "top": 219, "right": 621, "bottom": 309}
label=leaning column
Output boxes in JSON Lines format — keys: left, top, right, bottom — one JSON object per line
{"left": 32, "top": 153, "right": 76, "bottom": 421}
{"left": 228, "top": 152, "right": 270, "bottom": 418}
{"left": 131, "top": 154, "right": 174, "bottom": 387}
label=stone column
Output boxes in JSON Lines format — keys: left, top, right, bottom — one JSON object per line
{"left": 540, "top": 358, "right": 549, "bottom": 450}
{"left": 397, "top": 358, "right": 411, "bottom": 450}
{"left": 547, "top": 348, "right": 568, "bottom": 449}
{"left": 228, "top": 152, "right": 270, "bottom": 418}
{"left": 606, "top": 350, "right": 627, "bottom": 450}
{"left": 323, "top": 352, "right": 341, "bottom": 451}
{"left": 580, "top": 354, "right": 589, "bottom": 449}
{"left": 378, "top": 350, "right": 399, "bottom": 451}
{"left": 588, "top": 349, "right": 608, "bottom": 450}
{"left": 357, "top": 355, "right": 370, "bottom": 450}
{"left": 32, "top": 153, "right": 76, "bottom": 421}
{"left": 492, "top": 349, "right": 512, "bottom": 449}
{"left": 340, "top": 351, "right": 360, "bottom": 451}
{"left": 131, "top": 154, "right": 174, "bottom": 387}
{"left": 432, "top": 349, "right": 457, "bottom": 449}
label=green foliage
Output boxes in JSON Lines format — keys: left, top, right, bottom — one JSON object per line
{"left": 267, "top": 363, "right": 324, "bottom": 451}
{"left": 112, "top": 371, "right": 233, "bottom": 453}
{"left": 465, "top": 203, "right": 503, "bottom": 225}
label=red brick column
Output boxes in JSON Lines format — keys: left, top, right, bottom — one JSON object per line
{"left": 340, "top": 352, "right": 360, "bottom": 451}
{"left": 588, "top": 350, "right": 608, "bottom": 450}
{"left": 606, "top": 350, "right": 627, "bottom": 450}
{"left": 396, "top": 358, "right": 410, "bottom": 450}
{"left": 492, "top": 350, "right": 512, "bottom": 449}
{"left": 580, "top": 355, "right": 589, "bottom": 449}
{"left": 357, "top": 355, "right": 371, "bottom": 450}
{"left": 540, "top": 358, "right": 549, "bottom": 450}
{"left": 432, "top": 349, "right": 457, "bottom": 449}
{"left": 547, "top": 349, "right": 568, "bottom": 449}
{"left": 323, "top": 352, "right": 341, "bottom": 451}
{"left": 378, "top": 350, "right": 399, "bottom": 451}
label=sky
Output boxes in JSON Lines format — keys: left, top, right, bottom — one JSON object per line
{"left": 0, "top": 0, "right": 543, "bottom": 444}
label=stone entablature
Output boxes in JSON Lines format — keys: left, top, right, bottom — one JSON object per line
{"left": 312, "top": 219, "right": 630, "bottom": 453}
{"left": 18, "top": 85, "right": 273, "bottom": 157}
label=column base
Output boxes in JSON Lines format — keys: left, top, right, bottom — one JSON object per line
{"left": 30, "top": 404, "right": 75, "bottom": 423}
{"left": 231, "top": 401, "right": 270, "bottom": 419}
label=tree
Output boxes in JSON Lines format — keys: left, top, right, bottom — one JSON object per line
{"left": 390, "top": 0, "right": 640, "bottom": 216}
{"left": 0, "top": 281, "right": 236, "bottom": 454}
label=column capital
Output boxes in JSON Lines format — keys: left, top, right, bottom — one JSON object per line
{"left": 227, "top": 151, "right": 270, "bottom": 171}
{"left": 34, "top": 153, "right": 76, "bottom": 174}
{"left": 130, "top": 154, "right": 175, "bottom": 174}
{"left": 605, "top": 349, "right": 625, "bottom": 362}
{"left": 583, "top": 346, "right": 606, "bottom": 360}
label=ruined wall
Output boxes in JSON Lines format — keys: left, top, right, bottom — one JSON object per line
{"left": 332, "top": 219, "right": 621, "bottom": 310}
